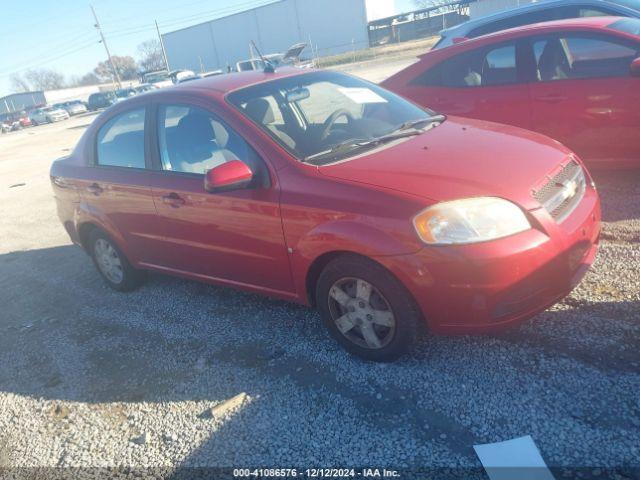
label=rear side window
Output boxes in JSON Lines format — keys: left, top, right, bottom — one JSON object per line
{"left": 533, "top": 35, "right": 638, "bottom": 82}
{"left": 413, "top": 42, "right": 518, "bottom": 88}
{"left": 96, "top": 108, "right": 146, "bottom": 168}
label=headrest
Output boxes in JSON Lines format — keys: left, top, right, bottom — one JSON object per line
{"left": 244, "top": 98, "right": 274, "bottom": 124}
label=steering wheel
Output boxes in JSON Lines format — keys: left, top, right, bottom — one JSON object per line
{"left": 320, "top": 109, "right": 356, "bottom": 141}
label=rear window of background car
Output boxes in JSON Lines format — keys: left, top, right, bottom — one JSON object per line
{"left": 96, "top": 108, "right": 146, "bottom": 169}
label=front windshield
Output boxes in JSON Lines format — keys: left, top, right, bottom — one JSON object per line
{"left": 228, "top": 71, "right": 440, "bottom": 164}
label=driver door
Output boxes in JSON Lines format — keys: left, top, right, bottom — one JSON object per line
{"left": 146, "top": 102, "right": 294, "bottom": 295}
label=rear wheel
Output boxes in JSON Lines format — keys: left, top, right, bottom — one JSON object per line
{"left": 89, "top": 229, "right": 145, "bottom": 292}
{"left": 316, "top": 255, "right": 422, "bottom": 362}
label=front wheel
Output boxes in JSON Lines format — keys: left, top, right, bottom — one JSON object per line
{"left": 316, "top": 255, "right": 422, "bottom": 362}
{"left": 89, "top": 229, "right": 145, "bottom": 292}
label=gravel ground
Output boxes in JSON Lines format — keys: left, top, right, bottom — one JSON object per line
{"left": 0, "top": 67, "right": 638, "bottom": 479}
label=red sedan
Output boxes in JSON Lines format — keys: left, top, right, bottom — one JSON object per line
{"left": 51, "top": 68, "right": 600, "bottom": 361}
{"left": 383, "top": 17, "right": 640, "bottom": 169}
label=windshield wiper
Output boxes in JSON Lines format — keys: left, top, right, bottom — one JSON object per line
{"left": 394, "top": 114, "right": 446, "bottom": 132}
{"left": 304, "top": 129, "right": 425, "bottom": 163}
{"left": 303, "top": 115, "right": 446, "bottom": 164}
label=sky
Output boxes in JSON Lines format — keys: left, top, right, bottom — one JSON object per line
{"left": 0, "top": 0, "right": 415, "bottom": 97}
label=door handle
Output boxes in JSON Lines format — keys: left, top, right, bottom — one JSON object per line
{"left": 87, "top": 183, "right": 103, "bottom": 195}
{"left": 161, "top": 192, "right": 185, "bottom": 207}
{"left": 536, "top": 94, "right": 568, "bottom": 104}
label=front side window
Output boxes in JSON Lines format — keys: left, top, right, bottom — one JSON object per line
{"left": 96, "top": 108, "right": 146, "bottom": 168}
{"left": 228, "top": 71, "right": 436, "bottom": 165}
{"left": 533, "top": 35, "right": 637, "bottom": 82}
{"left": 157, "top": 105, "right": 256, "bottom": 175}
{"left": 415, "top": 42, "right": 518, "bottom": 88}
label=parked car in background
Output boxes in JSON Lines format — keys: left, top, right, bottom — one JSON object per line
{"left": 383, "top": 17, "right": 640, "bottom": 168}
{"left": 50, "top": 68, "right": 600, "bottom": 361}
{"left": 133, "top": 83, "right": 157, "bottom": 94}
{"left": 176, "top": 74, "right": 202, "bottom": 83}
{"left": 236, "top": 42, "right": 310, "bottom": 71}
{"left": 141, "top": 70, "right": 173, "bottom": 88}
{"left": 60, "top": 100, "right": 88, "bottom": 115}
{"left": 201, "top": 70, "right": 224, "bottom": 78}
{"left": 29, "top": 106, "right": 69, "bottom": 125}
{"left": 434, "top": 0, "right": 640, "bottom": 49}
{"left": 87, "top": 92, "right": 117, "bottom": 111}
{"left": 115, "top": 88, "right": 137, "bottom": 101}
{"left": 169, "top": 69, "right": 197, "bottom": 83}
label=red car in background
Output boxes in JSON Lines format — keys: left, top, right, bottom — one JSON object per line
{"left": 51, "top": 69, "right": 600, "bottom": 361}
{"left": 383, "top": 17, "right": 640, "bottom": 169}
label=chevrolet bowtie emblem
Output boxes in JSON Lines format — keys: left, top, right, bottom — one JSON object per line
{"left": 556, "top": 179, "right": 578, "bottom": 199}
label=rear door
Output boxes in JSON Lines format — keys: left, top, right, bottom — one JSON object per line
{"left": 527, "top": 32, "right": 640, "bottom": 166}
{"left": 145, "top": 101, "right": 294, "bottom": 295}
{"left": 80, "top": 106, "right": 166, "bottom": 264}
{"left": 403, "top": 40, "right": 533, "bottom": 130}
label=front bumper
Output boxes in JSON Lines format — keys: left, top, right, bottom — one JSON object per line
{"left": 380, "top": 187, "right": 600, "bottom": 334}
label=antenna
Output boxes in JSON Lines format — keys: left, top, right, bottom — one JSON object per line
{"left": 250, "top": 40, "right": 275, "bottom": 73}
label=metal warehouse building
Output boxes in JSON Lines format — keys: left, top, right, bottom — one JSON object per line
{"left": 1, "top": 91, "right": 46, "bottom": 116}
{"left": 469, "top": 0, "right": 536, "bottom": 18}
{"left": 162, "top": 0, "right": 369, "bottom": 73}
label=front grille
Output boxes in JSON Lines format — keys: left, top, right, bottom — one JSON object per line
{"left": 533, "top": 159, "right": 586, "bottom": 223}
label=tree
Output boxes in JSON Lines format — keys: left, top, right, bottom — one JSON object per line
{"left": 94, "top": 55, "right": 138, "bottom": 82}
{"left": 137, "top": 39, "right": 165, "bottom": 73}
{"left": 68, "top": 72, "right": 102, "bottom": 87}
{"left": 23, "top": 69, "right": 65, "bottom": 90}
{"left": 10, "top": 74, "right": 31, "bottom": 93}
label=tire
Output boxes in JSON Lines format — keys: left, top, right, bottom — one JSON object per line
{"left": 316, "top": 254, "right": 422, "bottom": 362}
{"left": 88, "top": 229, "right": 145, "bottom": 292}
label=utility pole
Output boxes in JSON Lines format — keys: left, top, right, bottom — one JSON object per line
{"left": 155, "top": 20, "right": 170, "bottom": 72}
{"left": 90, "top": 4, "right": 121, "bottom": 88}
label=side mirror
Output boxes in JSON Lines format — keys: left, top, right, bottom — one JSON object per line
{"left": 631, "top": 57, "right": 640, "bottom": 77}
{"left": 204, "top": 160, "right": 253, "bottom": 193}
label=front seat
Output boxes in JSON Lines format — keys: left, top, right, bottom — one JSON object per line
{"left": 173, "top": 112, "right": 234, "bottom": 173}
{"left": 244, "top": 98, "right": 296, "bottom": 149}
{"left": 538, "top": 39, "right": 570, "bottom": 81}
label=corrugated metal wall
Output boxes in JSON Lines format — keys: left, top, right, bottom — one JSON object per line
{"left": 163, "top": 0, "right": 368, "bottom": 73}
{"left": 469, "top": 0, "right": 536, "bottom": 18}
{"left": 0, "top": 92, "right": 46, "bottom": 115}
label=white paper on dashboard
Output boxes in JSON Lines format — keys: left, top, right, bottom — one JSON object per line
{"left": 337, "top": 87, "right": 387, "bottom": 104}
{"left": 473, "top": 435, "right": 555, "bottom": 480}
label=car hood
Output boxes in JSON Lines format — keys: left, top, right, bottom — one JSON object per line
{"left": 318, "top": 116, "right": 574, "bottom": 210}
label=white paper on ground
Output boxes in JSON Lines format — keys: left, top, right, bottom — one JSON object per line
{"left": 473, "top": 435, "right": 555, "bottom": 480}
{"left": 337, "top": 87, "right": 387, "bottom": 104}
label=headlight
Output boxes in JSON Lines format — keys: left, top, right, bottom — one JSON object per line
{"left": 413, "top": 197, "right": 531, "bottom": 245}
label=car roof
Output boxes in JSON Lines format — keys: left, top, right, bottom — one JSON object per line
{"left": 428, "top": 15, "right": 633, "bottom": 54}
{"left": 145, "top": 66, "right": 312, "bottom": 97}
{"left": 442, "top": 0, "right": 637, "bottom": 36}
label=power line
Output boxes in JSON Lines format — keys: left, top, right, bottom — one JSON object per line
{"left": 0, "top": 42, "right": 98, "bottom": 78}
{"left": 1, "top": 32, "right": 96, "bottom": 73}
{"left": 103, "top": 0, "right": 278, "bottom": 37}
{"left": 91, "top": 4, "right": 122, "bottom": 88}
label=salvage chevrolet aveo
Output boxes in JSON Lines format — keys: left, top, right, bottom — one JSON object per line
{"left": 51, "top": 69, "right": 601, "bottom": 361}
